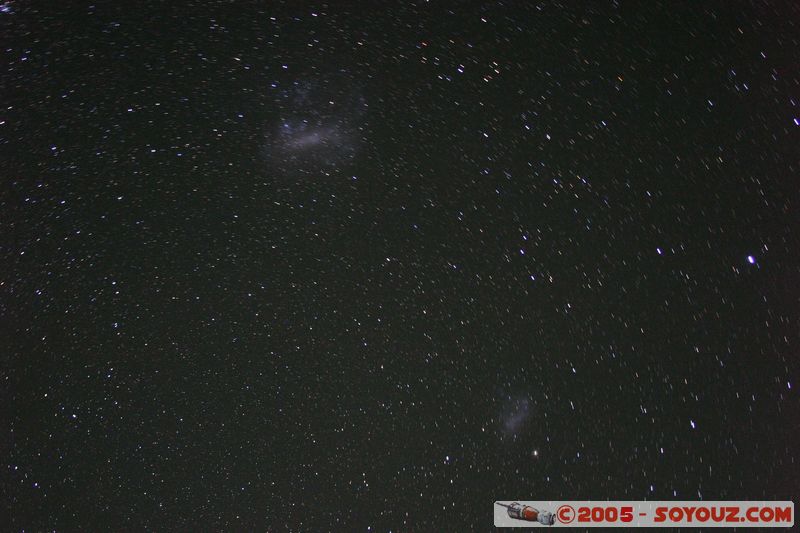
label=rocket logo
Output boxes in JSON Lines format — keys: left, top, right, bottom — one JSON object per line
{"left": 496, "top": 502, "right": 556, "bottom": 526}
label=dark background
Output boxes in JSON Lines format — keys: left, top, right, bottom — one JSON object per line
{"left": 2, "top": 1, "right": 799, "bottom": 531}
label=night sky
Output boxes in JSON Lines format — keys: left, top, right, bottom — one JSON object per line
{"left": 3, "top": 1, "right": 800, "bottom": 531}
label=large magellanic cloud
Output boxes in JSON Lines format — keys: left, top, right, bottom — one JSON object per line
{"left": 262, "top": 73, "right": 367, "bottom": 176}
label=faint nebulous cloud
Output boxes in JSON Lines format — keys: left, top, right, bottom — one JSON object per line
{"left": 501, "top": 396, "right": 531, "bottom": 438}
{"left": 261, "top": 72, "right": 367, "bottom": 176}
